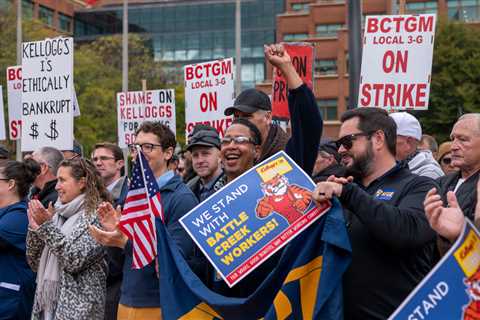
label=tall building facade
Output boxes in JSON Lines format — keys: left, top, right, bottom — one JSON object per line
{"left": 0, "top": 0, "right": 81, "bottom": 33}
{"left": 257, "top": 0, "right": 480, "bottom": 139}
{"left": 74, "top": 0, "right": 285, "bottom": 88}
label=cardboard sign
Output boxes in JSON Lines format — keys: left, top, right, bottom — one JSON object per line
{"left": 180, "top": 151, "right": 331, "bottom": 287}
{"left": 0, "top": 87, "right": 6, "bottom": 140}
{"left": 6, "top": 66, "right": 22, "bottom": 140}
{"left": 359, "top": 14, "right": 436, "bottom": 110}
{"left": 184, "top": 58, "right": 234, "bottom": 137}
{"left": 117, "top": 89, "right": 176, "bottom": 148}
{"left": 389, "top": 220, "right": 480, "bottom": 320}
{"left": 272, "top": 43, "right": 314, "bottom": 120}
{"left": 21, "top": 37, "right": 74, "bottom": 151}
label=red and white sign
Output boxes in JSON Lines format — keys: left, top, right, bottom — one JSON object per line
{"left": 117, "top": 89, "right": 176, "bottom": 148}
{"left": 272, "top": 43, "right": 314, "bottom": 119}
{"left": 358, "top": 14, "right": 436, "bottom": 110}
{"left": 184, "top": 58, "right": 234, "bottom": 137}
{"left": 6, "top": 66, "right": 22, "bottom": 140}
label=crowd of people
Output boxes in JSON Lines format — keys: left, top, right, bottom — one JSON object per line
{"left": 0, "top": 43, "right": 479, "bottom": 320}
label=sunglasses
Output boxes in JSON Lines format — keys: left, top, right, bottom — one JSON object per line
{"left": 335, "top": 132, "right": 373, "bottom": 150}
{"left": 220, "top": 136, "right": 256, "bottom": 146}
{"left": 441, "top": 157, "right": 452, "bottom": 165}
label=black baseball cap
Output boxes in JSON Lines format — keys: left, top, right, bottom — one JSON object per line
{"left": 224, "top": 89, "right": 271, "bottom": 116}
{"left": 318, "top": 141, "right": 341, "bottom": 163}
{"left": 0, "top": 144, "right": 9, "bottom": 159}
{"left": 186, "top": 125, "right": 221, "bottom": 151}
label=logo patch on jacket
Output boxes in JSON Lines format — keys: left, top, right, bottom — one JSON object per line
{"left": 375, "top": 189, "right": 395, "bottom": 200}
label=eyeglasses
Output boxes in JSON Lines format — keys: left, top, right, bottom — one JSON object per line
{"left": 128, "top": 143, "right": 163, "bottom": 154}
{"left": 335, "top": 132, "right": 373, "bottom": 150}
{"left": 220, "top": 136, "right": 256, "bottom": 146}
{"left": 0, "top": 178, "right": 10, "bottom": 181}
{"left": 92, "top": 156, "right": 116, "bottom": 162}
{"left": 441, "top": 157, "right": 452, "bottom": 165}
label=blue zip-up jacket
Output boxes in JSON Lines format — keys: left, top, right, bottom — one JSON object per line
{"left": 0, "top": 201, "right": 35, "bottom": 320}
{"left": 119, "top": 175, "right": 198, "bottom": 307}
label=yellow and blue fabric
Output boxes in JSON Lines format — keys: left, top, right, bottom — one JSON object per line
{"left": 157, "top": 199, "right": 351, "bottom": 319}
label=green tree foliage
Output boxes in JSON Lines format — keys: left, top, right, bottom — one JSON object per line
{"left": 414, "top": 20, "right": 480, "bottom": 142}
{"left": 0, "top": 7, "right": 186, "bottom": 155}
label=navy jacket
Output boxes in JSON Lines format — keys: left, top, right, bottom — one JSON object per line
{"left": 120, "top": 175, "right": 199, "bottom": 307}
{"left": 0, "top": 201, "right": 35, "bottom": 320}
{"left": 285, "top": 83, "right": 322, "bottom": 176}
{"left": 340, "top": 163, "right": 438, "bottom": 320}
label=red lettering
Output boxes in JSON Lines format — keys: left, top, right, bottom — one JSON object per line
{"left": 372, "top": 83, "right": 383, "bottom": 106}
{"left": 382, "top": 50, "right": 408, "bottom": 73}
{"left": 415, "top": 84, "right": 427, "bottom": 107}
{"left": 222, "top": 60, "right": 232, "bottom": 75}
{"left": 405, "top": 16, "right": 417, "bottom": 32}
{"left": 401, "top": 84, "right": 415, "bottom": 106}
{"left": 380, "top": 17, "right": 392, "bottom": 33}
{"left": 199, "top": 92, "right": 218, "bottom": 112}
{"left": 185, "top": 66, "right": 194, "bottom": 80}
{"left": 360, "top": 84, "right": 371, "bottom": 106}
{"left": 10, "top": 120, "right": 21, "bottom": 139}
{"left": 383, "top": 84, "right": 395, "bottom": 106}
{"left": 419, "top": 15, "right": 434, "bottom": 32}
{"left": 367, "top": 18, "right": 379, "bottom": 33}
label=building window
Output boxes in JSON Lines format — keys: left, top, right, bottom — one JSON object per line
{"left": 283, "top": 33, "right": 308, "bottom": 41}
{"left": 39, "top": 5, "right": 54, "bottom": 26}
{"left": 22, "top": 0, "right": 34, "bottom": 18}
{"left": 406, "top": 1, "right": 438, "bottom": 14}
{"left": 291, "top": 3, "right": 309, "bottom": 12}
{"left": 315, "top": 24, "right": 344, "bottom": 37}
{"left": 448, "top": 0, "right": 480, "bottom": 22}
{"left": 59, "top": 13, "right": 72, "bottom": 32}
{"left": 315, "top": 59, "right": 337, "bottom": 75}
{"left": 317, "top": 99, "right": 338, "bottom": 120}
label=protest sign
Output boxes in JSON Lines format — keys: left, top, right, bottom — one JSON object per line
{"left": 389, "top": 220, "right": 480, "bottom": 320}
{"left": 8, "top": 65, "right": 79, "bottom": 141}
{"left": 184, "top": 58, "right": 234, "bottom": 138}
{"left": 21, "top": 37, "right": 74, "bottom": 151}
{"left": 359, "top": 14, "right": 436, "bottom": 110}
{"left": 117, "top": 89, "right": 176, "bottom": 148}
{"left": 0, "top": 87, "right": 6, "bottom": 140}
{"left": 6, "top": 66, "right": 22, "bottom": 140}
{"left": 272, "top": 43, "right": 314, "bottom": 120}
{"left": 180, "top": 151, "right": 331, "bottom": 287}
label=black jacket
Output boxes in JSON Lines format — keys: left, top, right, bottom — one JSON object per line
{"left": 340, "top": 163, "right": 438, "bottom": 320}
{"left": 312, "top": 163, "right": 347, "bottom": 183}
{"left": 437, "top": 170, "right": 479, "bottom": 221}
{"left": 33, "top": 179, "right": 58, "bottom": 208}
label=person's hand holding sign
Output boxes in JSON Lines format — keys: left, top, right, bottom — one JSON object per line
{"left": 312, "top": 181, "right": 343, "bottom": 204}
{"left": 264, "top": 43, "right": 302, "bottom": 89}
{"left": 89, "top": 202, "right": 128, "bottom": 249}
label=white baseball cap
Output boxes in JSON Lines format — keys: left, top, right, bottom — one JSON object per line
{"left": 389, "top": 112, "right": 422, "bottom": 141}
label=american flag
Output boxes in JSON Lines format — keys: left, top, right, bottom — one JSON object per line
{"left": 119, "top": 151, "right": 164, "bottom": 269}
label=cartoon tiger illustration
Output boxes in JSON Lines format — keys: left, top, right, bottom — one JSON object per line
{"left": 255, "top": 174, "right": 312, "bottom": 225}
{"left": 463, "top": 267, "right": 480, "bottom": 320}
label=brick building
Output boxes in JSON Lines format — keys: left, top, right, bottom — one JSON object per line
{"left": 257, "top": 0, "right": 480, "bottom": 139}
{"left": 0, "top": 0, "right": 85, "bottom": 33}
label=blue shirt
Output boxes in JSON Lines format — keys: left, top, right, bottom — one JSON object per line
{"left": 0, "top": 201, "right": 35, "bottom": 319}
{"left": 120, "top": 175, "right": 199, "bottom": 307}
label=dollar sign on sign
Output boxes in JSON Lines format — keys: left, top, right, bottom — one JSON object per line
{"left": 45, "top": 120, "right": 59, "bottom": 141}
{"left": 29, "top": 122, "right": 39, "bottom": 140}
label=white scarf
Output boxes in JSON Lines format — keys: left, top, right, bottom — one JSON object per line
{"left": 33, "top": 194, "right": 86, "bottom": 316}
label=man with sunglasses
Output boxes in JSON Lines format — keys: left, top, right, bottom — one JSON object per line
{"left": 313, "top": 107, "right": 438, "bottom": 320}
{"left": 186, "top": 125, "right": 224, "bottom": 201}
{"left": 91, "top": 121, "right": 201, "bottom": 320}
{"left": 390, "top": 112, "right": 443, "bottom": 179}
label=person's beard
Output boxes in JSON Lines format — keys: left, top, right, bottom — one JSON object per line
{"left": 344, "top": 141, "right": 374, "bottom": 180}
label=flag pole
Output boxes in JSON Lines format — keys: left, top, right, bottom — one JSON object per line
{"left": 16, "top": 0, "right": 22, "bottom": 160}
{"left": 122, "top": 0, "right": 129, "bottom": 173}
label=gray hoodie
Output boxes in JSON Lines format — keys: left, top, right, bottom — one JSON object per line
{"left": 408, "top": 149, "right": 444, "bottom": 179}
